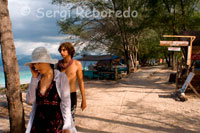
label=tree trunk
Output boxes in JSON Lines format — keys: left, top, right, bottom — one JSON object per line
{"left": 124, "top": 49, "right": 130, "bottom": 74}
{"left": 180, "top": 0, "right": 186, "bottom": 31}
{"left": 130, "top": 53, "right": 134, "bottom": 71}
{"left": 112, "top": 0, "right": 131, "bottom": 74}
{"left": 165, "top": 54, "right": 171, "bottom": 67}
{"left": 134, "top": 49, "right": 138, "bottom": 72}
{"left": 0, "top": 0, "right": 25, "bottom": 132}
{"left": 172, "top": 51, "right": 176, "bottom": 70}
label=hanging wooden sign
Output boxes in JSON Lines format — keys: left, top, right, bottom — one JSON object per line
{"left": 160, "top": 41, "right": 189, "bottom": 46}
{"left": 168, "top": 47, "right": 181, "bottom": 51}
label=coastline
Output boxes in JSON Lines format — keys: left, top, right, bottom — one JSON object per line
{"left": 0, "top": 81, "right": 30, "bottom": 89}
{"left": 0, "top": 83, "right": 29, "bottom": 95}
{"left": 0, "top": 66, "right": 32, "bottom": 89}
{"left": 0, "top": 77, "right": 31, "bottom": 90}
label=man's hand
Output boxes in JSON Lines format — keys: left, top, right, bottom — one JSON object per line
{"left": 62, "top": 130, "right": 70, "bottom": 133}
{"left": 81, "top": 99, "right": 87, "bottom": 111}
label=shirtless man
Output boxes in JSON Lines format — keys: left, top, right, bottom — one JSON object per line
{"left": 56, "top": 42, "right": 87, "bottom": 121}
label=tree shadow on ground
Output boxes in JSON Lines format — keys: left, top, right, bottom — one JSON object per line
{"left": 76, "top": 126, "right": 111, "bottom": 133}
{"left": 80, "top": 66, "right": 200, "bottom": 132}
{"left": 116, "top": 100, "right": 200, "bottom": 132}
{"left": 0, "top": 130, "right": 8, "bottom": 133}
{"left": 76, "top": 114, "right": 199, "bottom": 133}
{"left": 84, "top": 66, "right": 177, "bottom": 102}
{"left": 158, "top": 94, "right": 173, "bottom": 99}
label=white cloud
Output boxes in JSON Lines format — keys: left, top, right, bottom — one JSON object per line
{"left": 13, "top": 39, "right": 106, "bottom": 56}
{"left": 2, "top": 39, "right": 107, "bottom": 56}
{"left": 5, "top": 1, "right": 107, "bottom": 56}
{"left": 41, "top": 36, "right": 68, "bottom": 41}
{"left": 41, "top": 35, "right": 80, "bottom": 41}
{"left": 13, "top": 38, "right": 88, "bottom": 56}
{"left": 14, "top": 40, "right": 60, "bottom": 55}
{"left": 8, "top": 0, "right": 72, "bottom": 22}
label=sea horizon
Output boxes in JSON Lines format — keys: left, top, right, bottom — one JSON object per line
{"left": 0, "top": 61, "right": 96, "bottom": 88}
{"left": 0, "top": 66, "right": 32, "bottom": 88}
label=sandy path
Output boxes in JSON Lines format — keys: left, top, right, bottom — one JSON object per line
{"left": 0, "top": 65, "right": 200, "bottom": 133}
{"left": 75, "top": 66, "right": 200, "bottom": 133}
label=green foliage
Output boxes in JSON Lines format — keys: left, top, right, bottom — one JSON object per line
{"left": 52, "top": 0, "right": 200, "bottom": 65}
{"left": 138, "top": 29, "right": 165, "bottom": 63}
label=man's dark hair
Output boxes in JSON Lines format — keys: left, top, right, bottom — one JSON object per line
{"left": 58, "top": 42, "right": 75, "bottom": 58}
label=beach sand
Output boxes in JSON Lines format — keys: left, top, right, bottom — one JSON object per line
{"left": 0, "top": 65, "right": 200, "bottom": 132}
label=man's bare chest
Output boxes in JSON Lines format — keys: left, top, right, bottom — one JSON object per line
{"left": 62, "top": 66, "right": 77, "bottom": 79}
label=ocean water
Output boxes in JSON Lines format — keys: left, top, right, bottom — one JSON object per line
{"left": 0, "top": 61, "right": 97, "bottom": 88}
{"left": 81, "top": 61, "right": 97, "bottom": 71}
{"left": 0, "top": 66, "right": 32, "bottom": 88}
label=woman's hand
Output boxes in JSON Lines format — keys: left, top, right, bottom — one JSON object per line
{"left": 29, "top": 64, "right": 38, "bottom": 78}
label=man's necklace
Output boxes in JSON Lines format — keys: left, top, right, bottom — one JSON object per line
{"left": 58, "top": 59, "right": 74, "bottom": 69}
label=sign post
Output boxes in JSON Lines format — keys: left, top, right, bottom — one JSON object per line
{"left": 160, "top": 35, "right": 196, "bottom": 67}
{"left": 180, "top": 72, "right": 195, "bottom": 94}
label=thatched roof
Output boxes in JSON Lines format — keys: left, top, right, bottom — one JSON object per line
{"left": 77, "top": 55, "right": 119, "bottom": 61}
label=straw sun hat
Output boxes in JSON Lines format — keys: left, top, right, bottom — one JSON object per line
{"left": 25, "top": 47, "right": 58, "bottom": 66}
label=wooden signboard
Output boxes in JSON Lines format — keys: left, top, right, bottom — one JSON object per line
{"left": 192, "top": 46, "right": 200, "bottom": 60}
{"left": 160, "top": 35, "right": 196, "bottom": 67}
{"left": 160, "top": 41, "right": 189, "bottom": 46}
{"left": 180, "top": 72, "right": 195, "bottom": 93}
{"left": 168, "top": 47, "right": 181, "bottom": 51}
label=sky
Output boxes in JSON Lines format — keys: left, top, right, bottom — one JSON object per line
{"left": 7, "top": 0, "right": 75, "bottom": 55}
{"left": 0, "top": 0, "right": 106, "bottom": 56}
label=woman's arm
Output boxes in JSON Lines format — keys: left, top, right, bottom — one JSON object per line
{"left": 59, "top": 73, "right": 73, "bottom": 131}
{"left": 26, "top": 65, "right": 39, "bottom": 105}
{"left": 26, "top": 77, "right": 39, "bottom": 105}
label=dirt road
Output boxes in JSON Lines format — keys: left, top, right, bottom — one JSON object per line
{"left": 75, "top": 65, "right": 200, "bottom": 133}
{"left": 0, "top": 65, "right": 200, "bottom": 132}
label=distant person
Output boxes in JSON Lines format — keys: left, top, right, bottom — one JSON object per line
{"left": 56, "top": 42, "right": 87, "bottom": 121}
{"left": 25, "top": 47, "right": 76, "bottom": 133}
